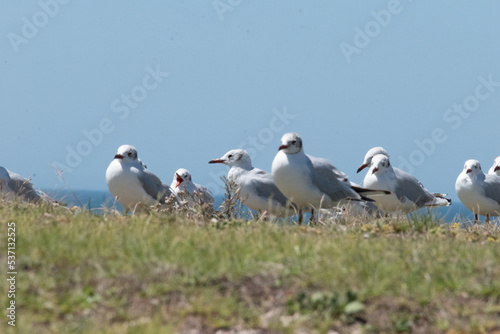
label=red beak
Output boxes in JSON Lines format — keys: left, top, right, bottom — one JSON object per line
{"left": 357, "top": 163, "right": 368, "bottom": 173}
{"left": 466, "top": 168, "right": 472, "bottom": 174}
{"left": 372, "top": 167, "right": 379, "bottom": 174}
{"left": 209, "top": 159, "right": 224, "bottom": 164}
{"left": 278, "top": 144, "right": 288, "bottom": 151}
{"left": 114, "top": 154, "right": 124, "bottom": 159}
{"left": 175, "top": 173, "right": 183, "bottom": 188}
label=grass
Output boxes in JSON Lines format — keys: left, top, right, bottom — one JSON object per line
{"left": 1, "top": 201, "right": 500, "bottom": 333}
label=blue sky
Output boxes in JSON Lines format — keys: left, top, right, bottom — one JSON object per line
{"left": 1, "top": 1, "right": 500, "bottom": 201}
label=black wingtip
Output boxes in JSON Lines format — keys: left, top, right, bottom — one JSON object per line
{"left": 351, "top": 185, "right": 391, "bottom": 195}
{"left": 360, "top": 195, "right": 375, "bottom": 202}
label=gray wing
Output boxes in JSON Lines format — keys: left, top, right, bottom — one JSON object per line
{"left": 7, "top": 171, "right": 41, "bottom": 202}
{"left": 307, "top": 154, "right": 348, "bottom": 181}
{"left": 393, "top": 168, "right": 434, "bottom": 206}
{"left": 308, "top": 156, "right": 361, "bottom": 202}
{"left": 484, "top": 175, "right": 500, "bottom": 205}
{"left": 138, "top": 169, "right": 168, "bottom": 203}
{"left": 250, "top": 169, "right": 295, "bottom": 208}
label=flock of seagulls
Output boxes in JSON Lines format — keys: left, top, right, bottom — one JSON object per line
{"left": 99, "top": 133, "right": 499, "bottom": 224}
{"left": 2, "top": 133, "right": 500, "bottom": 224}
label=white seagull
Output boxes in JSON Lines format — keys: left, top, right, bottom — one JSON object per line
{"left": 488, "top": 156, "right": 500, "bottom": 176}
{"left": 356, "top": 146, "right": 391, "bottom": 173}
{"left": 362, "top": 154, "right": 451, "bottom": 214}
{"left": 0, "top": 166, "right": 42, "bottom": 203}
{"left": 456, "top": 159, "right": 500, "bottom": 223}
{"left": 105, "top": 145, "right": 173, "bottom": 213}
{"left": 209, "top": 149, "right": 296, "bottom": 216}
{"left": 170, "top": 168, "right": 214, "bottom": 206}
{"left": 271, "top": 133, "right": 389, "bottom": 224}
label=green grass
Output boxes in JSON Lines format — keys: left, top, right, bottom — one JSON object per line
{"left": 1, "top": 202, "right": 500, "bottom": 333}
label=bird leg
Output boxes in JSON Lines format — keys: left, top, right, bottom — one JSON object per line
{"left": 475, "top": 214, "right": 478, "bottom": 225}
{"left": 486, "top": 214, "right": 490, "bottom": 223}
{"left": 310, "top": 208, "right": 315, "bottom": 226}
{"left": 298, "top": 208, "right": 303, "bottom": 225}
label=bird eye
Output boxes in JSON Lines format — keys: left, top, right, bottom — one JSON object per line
{"left": 128, "top": 152, "right": 132, "bottom": 157}
{"left": 228, "top": 155, "right": 232, "bottom": 159}
{"left": 291, "top": 140, "right": 296, "bottom": 145}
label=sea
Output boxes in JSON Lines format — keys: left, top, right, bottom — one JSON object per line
{"left": 43, "top": 189, "right": 478, "bottom": 223}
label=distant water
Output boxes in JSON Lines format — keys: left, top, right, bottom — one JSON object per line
{"left": 44, "top": 189, "right": 476, "bottom": 223}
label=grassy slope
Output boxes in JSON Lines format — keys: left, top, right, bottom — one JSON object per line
{"left": 1, "top": 203, "right": 500, "bottom": 334}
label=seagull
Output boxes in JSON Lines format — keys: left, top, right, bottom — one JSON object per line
{"left": 356, "top": 146, "right": 390, "bottom": 173}
{"left": 488, "top": 156, "right": 500, "bottom": 176}
{"left": 170, "top": 168, "right": 214, "bottom": 206}
{"left": 271, "top": 133, "right": 390, "bottom": 224}
{"left": 362, "top": 154, "right": 451, "bottom": 214}
{"left": 357, "top": 146, "right": 424, "bottom": 183}
{"left": 358, "top": 147, "right": 451, "bottom": 213}
{"left": 0, "top": 167, "right": 15, "bottom": 200}
{"left": 209, "top": 149, "right": 296, "bottom": 216}
{"left": 456, "top": 159, "right": 500, "bottom": 223}
{"left": 0, "top": 166, "right": 42, "bottom": 203}
{"left": 105, "top": 145, "right": 173, "bottom": 213}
